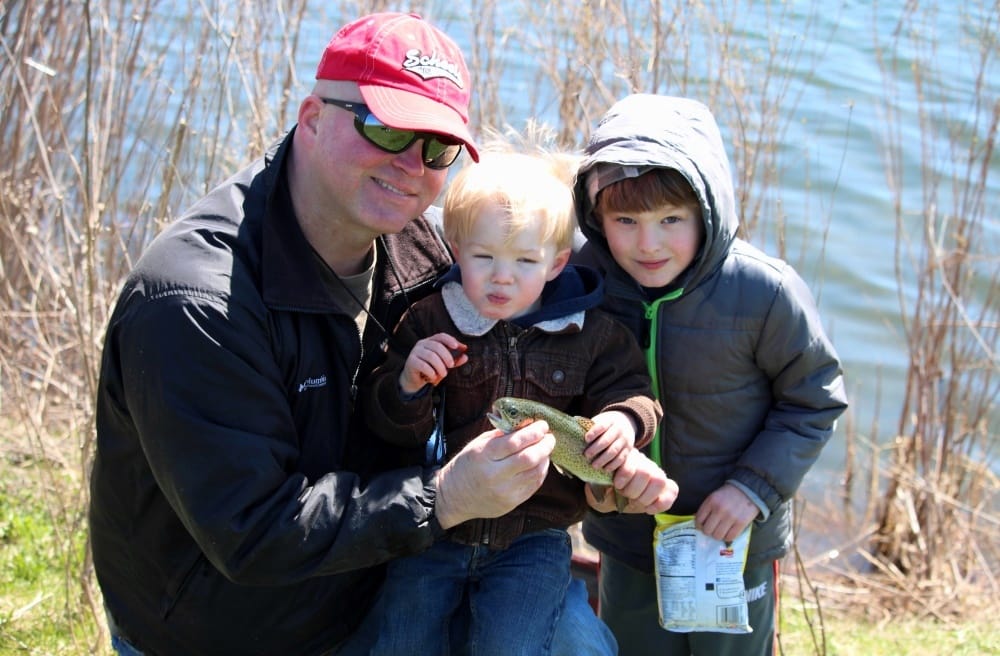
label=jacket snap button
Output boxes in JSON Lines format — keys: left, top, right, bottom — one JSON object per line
{"left": 551, "top": 370, "right": 565, "bottom": 383}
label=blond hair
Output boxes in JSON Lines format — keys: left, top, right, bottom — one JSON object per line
{"left": 443, "top": 138, "right": 580, "bottom": 250}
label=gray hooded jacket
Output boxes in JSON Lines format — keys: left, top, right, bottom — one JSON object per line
{"left": 575, "top": 94, "right": 848, "bottom": 570}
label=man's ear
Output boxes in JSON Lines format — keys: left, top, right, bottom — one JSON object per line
{"left": 546, "top": 248, "right": 572, "bottom": 281}
{"left": 298, "top": 95, "right": 323, "bottom": 137}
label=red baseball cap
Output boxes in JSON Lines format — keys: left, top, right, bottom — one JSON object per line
{"left": 316, "top": 12, "right": 479, "bottom": 161}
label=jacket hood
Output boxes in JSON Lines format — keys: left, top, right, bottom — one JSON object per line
{"left": 574, "top": 94, "right": 739, "bottom": 293}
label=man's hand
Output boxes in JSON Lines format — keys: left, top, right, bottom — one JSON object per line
{"left": 694, "top": 484, "right": 759, "bottom": 542}
{"left": 434, "top": 420, "right": 555, "bottom": 529}
{"left": 585, "top": 450, "right": 677, "bottom": 515}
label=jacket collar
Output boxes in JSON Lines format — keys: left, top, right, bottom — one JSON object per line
{"left": 261, "top": 127, "right": 343, "bottom": 312}
{"left": 438, "top": 264, "right": 603, "bottom": 336}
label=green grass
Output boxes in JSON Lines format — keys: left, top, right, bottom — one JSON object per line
{"left": 0, "top": 464, "right": 102, "bottom": 656}
{"left": 1, "top": 461, "right": 996, "bottom": 656}
{"left": 778, "top": 605, "right": 1000, "bottom": 655}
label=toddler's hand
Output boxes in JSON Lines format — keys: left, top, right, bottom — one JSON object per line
{"left": 398, "top": 333, "right": 468, "bottom": 395}
{"left": 583, "top": 410, "right": 635, "bottom": 471}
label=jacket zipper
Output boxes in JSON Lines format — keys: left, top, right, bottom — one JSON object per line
{"left": 504, "top": 329, "right": 519, "bottom": 396}
{"left": 478, "top": 327, "right": 521, "bottom": 547}
{"left": 349, "top": 323, "right": 364, "bottom": 404}
{"left": 643, "top": 288, "right": 683, "bottom": 468}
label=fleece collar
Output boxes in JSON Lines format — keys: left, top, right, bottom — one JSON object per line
{"left": 438, "top": 264, "right": 604, "bottom": 336}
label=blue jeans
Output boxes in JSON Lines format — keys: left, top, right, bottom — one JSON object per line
{"left": 443, "top": 577, "right": 616, "bottom": 656}
{"left": 371, "top": 528, "right": 572, "bottom": 655}
{"left": 110, "top": 635, "right": 145, "bottom": 656}
{"left": 107, "top": 609, "right": 145, "bottom": 656}
{"left": 335, "top": 573, "right": 615, "bottom": 655}
{"left": 109, "top": 539, "right": 618, "bottom": 656}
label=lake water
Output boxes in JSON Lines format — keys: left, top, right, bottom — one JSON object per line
{"left": 152, "top": 2, "right": 998, "bottom": 501}
{"left": 352, "top": 3, "right": 996, "bottom": 492}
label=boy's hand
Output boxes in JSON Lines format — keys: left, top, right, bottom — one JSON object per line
{"left": 585, "top": 450, "right": 677, "bottom": 515}
{"left": 583, "top": 410, "right": 636, "bottom": 472}
{"left": 398, "top": 333, "right": 468, "bottom": 395}
{"left": 695, "top": 484, "right": 759, "bottom": 542}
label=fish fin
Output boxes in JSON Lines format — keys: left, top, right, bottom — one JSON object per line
{"left": 614, "top": 491, "right": 628, "bottom": 513}
{"left": 552, "top": 463, "right": 574, "bottom": 479}
{"left": 574, "top": 416, "right": 594, "bottom": 432}
{"left": 593, "top": 484, "right": 628, "bottom": 512}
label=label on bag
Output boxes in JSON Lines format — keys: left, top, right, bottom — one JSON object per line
{"left": 652, "top": 514, "right": 753, "bottom": 634}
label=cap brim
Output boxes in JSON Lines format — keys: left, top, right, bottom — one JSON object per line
{"left": 586, "top": 163, "right": 657, "bottom": 206}
{"left": 360, "top": 84, "right": 480, "bottom": 162}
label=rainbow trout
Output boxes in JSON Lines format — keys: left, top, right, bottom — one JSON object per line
{"left": 487, "top": 397, "right": 628, "bottom": 512}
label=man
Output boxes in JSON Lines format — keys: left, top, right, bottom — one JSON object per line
{"left": 89, "top": 12, "right": 677, "bottom": 655}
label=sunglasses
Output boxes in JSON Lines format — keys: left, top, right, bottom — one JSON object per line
{"left": 319, "top": 98, "right": 463, "bottom": 170}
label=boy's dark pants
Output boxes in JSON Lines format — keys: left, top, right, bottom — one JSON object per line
{"left": 598, "top": 552, "right": 778, "bottom": 656}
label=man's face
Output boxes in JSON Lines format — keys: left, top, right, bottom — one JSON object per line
{"left": 600, "top": 201, "right": 703, "bottom": 288}
{"left": 304, "top": 89, "right": 451, "bottom": 239}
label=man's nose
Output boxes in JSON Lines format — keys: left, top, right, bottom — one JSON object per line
{"left": 392, "top": 139, "right": 427, "bottom": 174}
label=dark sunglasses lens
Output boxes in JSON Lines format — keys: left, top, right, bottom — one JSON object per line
{"left": 359, "top": 112, "right": 462, "bottom": 169}
{"left": 361, "top": 115, "right": 414, "bottom": 153}
{"left": 423, "top": 140, "right": 463, "bottom": 169}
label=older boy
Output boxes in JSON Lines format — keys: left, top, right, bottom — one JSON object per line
{"left": 574, "top": 94, "right": 848, "bottom": 656}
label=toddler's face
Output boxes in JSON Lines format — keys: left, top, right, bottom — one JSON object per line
{"left": 452, "top": 205, "right": 568, "bottom": 321}
{"left": 600, "top": 202, "right": 703, "bottom": 288}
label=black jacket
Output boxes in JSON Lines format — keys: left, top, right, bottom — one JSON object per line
{"left": 89, "top": 128, "right": 454, "bottom": 655}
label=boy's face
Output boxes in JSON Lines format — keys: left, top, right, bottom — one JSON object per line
{"left": 599, "top": 201, "right": 703, "bottom": 288}
{"left": 452, "top": 203, "right": 570, "bottom": 321}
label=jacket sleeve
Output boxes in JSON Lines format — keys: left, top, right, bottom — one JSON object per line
{"left": 582, "top": 314, "right": 663, "bottom": 448}
{"left": 728, "top": 266, "right": 848, "bottom": 512}
{"left": 114, "top": 290, "right": 442, "bottom": 585}
{"left": 361, "top": 309, "right": 437, "bottom": 447}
